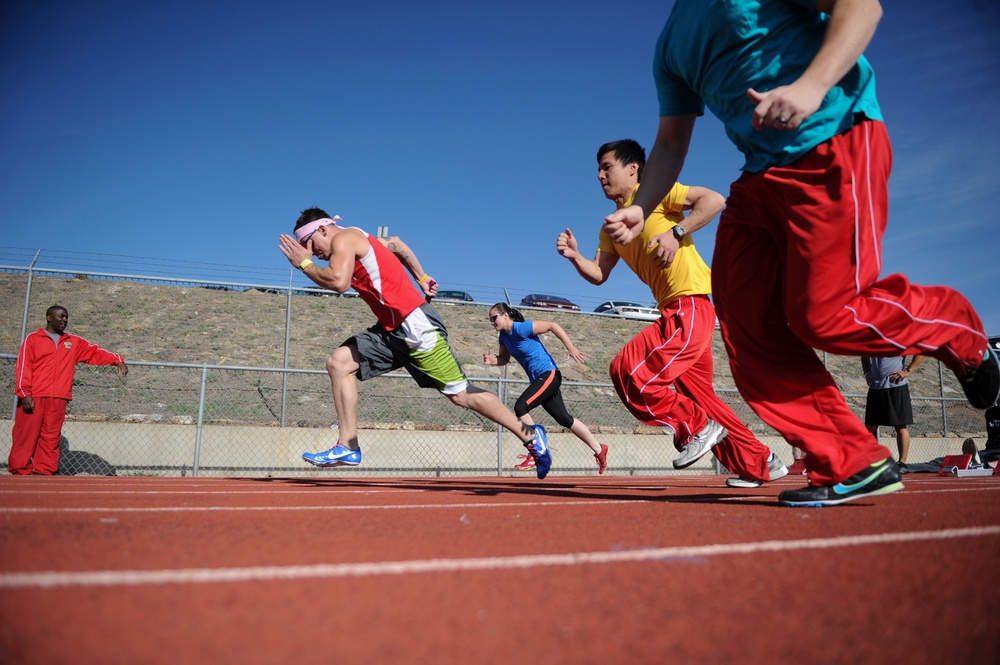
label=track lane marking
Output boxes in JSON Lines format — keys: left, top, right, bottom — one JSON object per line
{"left": 0, "top": 500, "right": 641, "bottom": 513}
{"left": 3, "top": 526, "right": 998, "bottom": 589}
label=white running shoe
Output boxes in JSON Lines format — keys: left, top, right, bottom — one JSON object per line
{"left": 673, "top": 419, "right": 727, "bottom": 469}
{"left": 726, "top": 453, "right": 788, "bottom": 488}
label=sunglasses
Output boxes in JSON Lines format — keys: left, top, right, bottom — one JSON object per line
{"left": 489, "top": 313, "right": 504, "bottom": 323}
{"left": 299, "top": 230, "right": 317, "bottom": 248}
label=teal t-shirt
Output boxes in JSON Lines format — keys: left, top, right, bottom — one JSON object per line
{"left": 654, "top": 0, "right": 882, "bottom": 172}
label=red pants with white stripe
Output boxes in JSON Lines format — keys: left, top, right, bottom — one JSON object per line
{"left": 610, "top": 295, "right": 773, "bottom": 481}
{"left": 712, "top": 119, "right": 987, "bottom": 486}
{"left": 9, "top": 397, "right": 68, "bottom": 475}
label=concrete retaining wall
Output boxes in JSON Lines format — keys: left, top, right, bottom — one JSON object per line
{"left": 0, "top": 421, "right": 984, "bottom": 478}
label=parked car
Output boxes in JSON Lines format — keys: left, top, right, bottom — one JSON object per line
{"left": 593, "top": 300, "right": 660, "bottom": 321}
{"left": 436, "top": 290, "right": 475, "bottom": 302}
{"left": 519, "top": 294, "right": 580, "bottom": 311}
{"left": 989, "top": 336, "right": 1000, "bottom": 353}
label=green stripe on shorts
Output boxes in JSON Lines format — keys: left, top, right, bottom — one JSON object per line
{"left": 409, "top": 332, "right": 468, "bottom": 394}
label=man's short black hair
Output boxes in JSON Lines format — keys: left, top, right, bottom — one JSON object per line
{"left": 294, "top": 207, "right": 332, "bottom": 230}
{"left": 46, "top": 305, "right": 67, "bottom": 317}
{"left": 597, "top": 139, "right": 646, "bottom": 182}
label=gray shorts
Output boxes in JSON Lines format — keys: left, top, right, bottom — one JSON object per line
{"left": 345, "top": 303, "right": 469, "bottom": 395}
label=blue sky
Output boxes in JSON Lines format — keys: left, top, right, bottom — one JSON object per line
{"left": 2, "top": 0, "right": 998, "bottom": 333}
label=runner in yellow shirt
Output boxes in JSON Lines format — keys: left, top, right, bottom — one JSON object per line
{"left": 558, "top": 139, "right": 785, "bottom": 486}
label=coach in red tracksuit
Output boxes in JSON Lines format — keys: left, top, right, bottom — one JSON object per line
{"left": 10, "top": 305, "right": 128, "bottom": 475}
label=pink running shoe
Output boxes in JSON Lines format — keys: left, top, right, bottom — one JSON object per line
{"left": 514, "top": 453, "right": 536, "bottom": 471}
{"left": 595, "top": 444, "right": 609, "bottom": 474}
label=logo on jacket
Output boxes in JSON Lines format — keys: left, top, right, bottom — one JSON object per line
{"left": 64, "top": 341, "right": 72, "bottom": 349}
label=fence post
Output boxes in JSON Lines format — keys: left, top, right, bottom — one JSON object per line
{"left": 280, "top": 269, "right": 294, "bottom": 427}
{"left": 495, "top": 369, "right": 509, "bottom": 477}
{"left": 12, "top": 249, "right": 42, "bottom": 420}
{"left": 939, "top": 361, "right": 948, "bottom": 435}
{"left": 193, "top": 364, "right": 208, "bottom": 477}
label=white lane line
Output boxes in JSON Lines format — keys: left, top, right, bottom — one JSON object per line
{"left": 0, "top": 500, "right": 637, "bottom": 514}
{"left": 3, "top": 525, "right": 998, "bottom": 589}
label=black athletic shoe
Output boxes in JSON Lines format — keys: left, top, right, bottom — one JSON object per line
{"left": 777, "top": 458, "right": 903, "bottom": 507}
{"left": 957, "top": 348, "right": 1000, "bottom": 409}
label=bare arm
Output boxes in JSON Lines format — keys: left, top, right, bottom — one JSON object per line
{"left": 890, "top": 355, "right": 925, "bottom": 384}
{"left": 645, "top": 185, "right": 727, "bottom": 269}
{"left": 602, "top": 115, "right": 697, "bottom": 245}
{"left": 531, "top": 320, "right": 586, "bottom": 364}
{"left": 378, "top": 235, "right": 438, "bottom": 298}
{"left": 861, "top": 357, "right": 873, "bottom": 385}
{"left": 483, "top": 345, "right": 511, "bottom": 367}
{"left": 749, "top": 0, "right": 883, "bottom": 130}
{"left": 556, "top": 228, "right": 619, "bottom": 285}
{"left": 278, "top": 229, "right": 365, "bottom": 293}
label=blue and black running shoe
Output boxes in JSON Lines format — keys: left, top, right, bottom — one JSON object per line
{"left": 525, "top": 425, "right": 552, "bottom": 480}
{"left": 778, "top": 458, "right": 903, "bottom": 507}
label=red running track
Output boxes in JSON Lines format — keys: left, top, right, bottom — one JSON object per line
{"left": 1, "top": 473, "right": 999, "bottom": 664}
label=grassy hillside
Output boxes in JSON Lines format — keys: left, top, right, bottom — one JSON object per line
{"left": 0, "top": 272, "right": 983, "bottom": 436}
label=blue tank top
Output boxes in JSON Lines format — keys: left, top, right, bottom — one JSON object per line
{"left": 499, "top": 321, "right": 558, "bottom": 382}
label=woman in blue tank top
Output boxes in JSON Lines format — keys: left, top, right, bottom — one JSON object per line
{"left": 483, "top": 302, "right": 608, "bottom": 473}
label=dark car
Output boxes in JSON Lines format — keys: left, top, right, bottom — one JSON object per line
{"left": 989, "top": 336, "right": 1000, "bottom": 354}
{"left": 520, "top": 294, "right": 580, "bottom": 311}
{"left": 436, "top": 290, "right": 475, "bottom": 302}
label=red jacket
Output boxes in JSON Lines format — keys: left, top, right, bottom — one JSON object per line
{"left": 14, "top": 329, "right": 124, "bottom": 401}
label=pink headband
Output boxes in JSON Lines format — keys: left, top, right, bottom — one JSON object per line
{"left": 294, "top": 216, "right": 342, "bottom": 244}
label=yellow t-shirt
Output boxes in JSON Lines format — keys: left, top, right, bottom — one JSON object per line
{"left": 598, "top": 183, "right": 712, "bottom": 309}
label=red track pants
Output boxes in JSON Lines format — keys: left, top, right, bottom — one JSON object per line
{"left": 712, "top": 119, "right": 987, "bottom": 486}
{"left": 9, "top": 397, "right": 68, "bottom": 475}
{"left": 610, "top": 295, "right": 773, "bottom": 481}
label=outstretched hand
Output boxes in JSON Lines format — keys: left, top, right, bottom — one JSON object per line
{"left": 420, "top": 276, "right": 438, "bottom": 299}
{"left": 747, "top": 82, "right": 825, "bottom": 131}
{"left": 603, "top": 206, "right": 645, "bottom": 245}
{"left": 648, "top": 231, "right": 680, "bottom": 269}
{"left": 278, "top": 234, "right": 312, "bottom": 267}
{"left": 556, "top": 228, "right": 578, "bottom": 259}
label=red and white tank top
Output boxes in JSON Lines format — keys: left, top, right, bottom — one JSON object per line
{"left": 350, "top": 230, "right": 426, "bottom": 330}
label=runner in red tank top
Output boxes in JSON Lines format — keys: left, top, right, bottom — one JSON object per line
{"left": 278, "top": 208, "right": 553, "bottom": 478}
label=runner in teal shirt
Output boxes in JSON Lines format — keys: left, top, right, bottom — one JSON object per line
{"left": 654, "top": 0, "right": 882, "bottom": 172}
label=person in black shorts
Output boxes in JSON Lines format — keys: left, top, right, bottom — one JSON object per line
{"left": 862, "top": 355, "right": 924, "bottom": 466}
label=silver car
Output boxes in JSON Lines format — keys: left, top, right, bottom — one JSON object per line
{"left": 594, "top": 300, "right": 661, "bottom": 321}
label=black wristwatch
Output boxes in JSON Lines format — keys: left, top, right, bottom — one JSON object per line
{"left": 672, "top": 225, "right": 686, "bottom": 241}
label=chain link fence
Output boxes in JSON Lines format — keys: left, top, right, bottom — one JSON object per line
{"left": 0, "top": 259, "right": 989, "bottom": 477}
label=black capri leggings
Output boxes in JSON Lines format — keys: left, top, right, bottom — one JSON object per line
{"left": 514, "top": 369, "right": 574, "bottom": 428}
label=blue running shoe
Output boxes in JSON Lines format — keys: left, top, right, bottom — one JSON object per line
{"left": 778, "top": 458, "right": 902, "bottom": 507}
{"left": 302, "top": 444, "right": 362, "bottom": 467}
{"left": 525, "top": 425, "right": 552, "bottom": 480}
